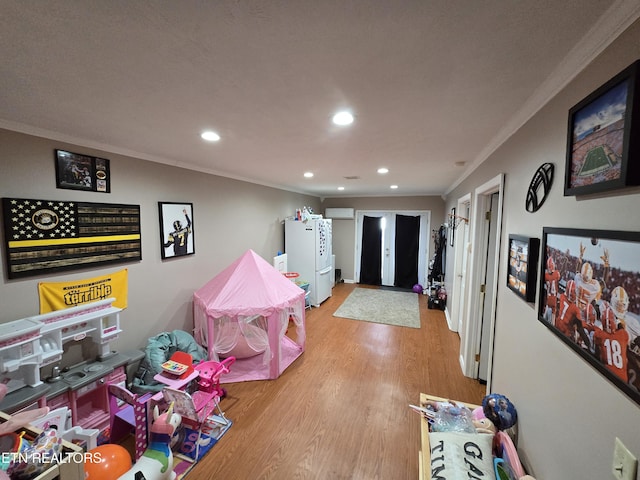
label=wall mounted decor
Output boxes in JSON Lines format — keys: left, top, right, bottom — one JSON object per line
{"left": 506, "top": 235, "right": 539, "bottom": 302}
{"left": 526, "top": 163, "right": 554, "bottom": 212}
{"left": 448, "top": 207, "right": 456, "bottom": 246}
{"left": 564, "top": 60, "right": 640, "bottom": 196}
{"left": 2, "top": 198, "right": 141, "bottom": 279}
{"left": 539, "top": 227, "right": 640, "bottom": 406}
{"left": 159, "top": 202, "right": 194, "bottom": 259}
{"left": 55, "top": 149, "right": 111, "bottom": 193}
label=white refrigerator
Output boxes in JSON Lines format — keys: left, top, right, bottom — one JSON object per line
{"left": 285, "top": 218, "right": 333, "bottom": 307}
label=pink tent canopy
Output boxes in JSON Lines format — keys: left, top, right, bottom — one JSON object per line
{"left": 193, "top": 249, "right": 306, "bottom": 382}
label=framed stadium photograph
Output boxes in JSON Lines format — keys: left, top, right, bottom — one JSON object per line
{"left": 564, "top": 60, "right": 640, "bottom": 196}
{"left": 506, "top": 235, "right": 539, "bottom": 303}
{"left": 159, "top": 202, "right": 195, "bottom": 259}
{"left": 538, "top": 227, "right": 640, "bottom": 406}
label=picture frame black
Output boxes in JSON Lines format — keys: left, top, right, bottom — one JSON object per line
{"left": 564, "top": 60, "right": 640, "bottom": 196}
{"left": 449, "top": 207, "right": 456, "bottom": 247}
{"left": 506, "top": 235, "right": 539, "bottom": 302}
{"left": 55, "top": 149, "right": 111, "bottom": 193}
{"left": 538, "top": 227, "right": 640, "bottom": 406}
{"left": 159, "top": 202, "right": 195, "bottom": 259}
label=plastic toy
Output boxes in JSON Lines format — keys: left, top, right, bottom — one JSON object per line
{"left": 482, "top": 393, "right": 517, "bottom": 431}
{"left": 412, "top": 284, "right": 423, "bottom": 294}
{"left": 161, "top": 356, "right": 234, "bottom": 462}
{"left": 84, "top": 443, "right": 132, "bottom": 479}
{"left": 421, "top": 399, "right": 476, "bottom": 433}
{"left": 108, "top": 384, "right": 154, "bottom": 461}
{"left": 194, "top": 356, "right": 235, "bottom": 400}
{"left": 117, "top": 403, "right": 182, "bottom": 480}
{"left": 161, "top": 360, "right": 189, "bottom": 376}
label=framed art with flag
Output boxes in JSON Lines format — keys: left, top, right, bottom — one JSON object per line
{"left": 2, "top": 197, "right": 141, "bottom": 279}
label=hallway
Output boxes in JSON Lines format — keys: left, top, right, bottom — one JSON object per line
{"left": 193, "top": 282, "right": 485, "bottom": 479}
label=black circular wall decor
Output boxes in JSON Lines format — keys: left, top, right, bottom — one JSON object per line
{"left": 526, "top": 163, "right": 554, "bottom": 213}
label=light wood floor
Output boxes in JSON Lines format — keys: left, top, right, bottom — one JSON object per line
{"left": 190, "top": 283, "right": 485, "bottom": 479}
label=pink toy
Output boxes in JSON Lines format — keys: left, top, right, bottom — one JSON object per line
{"left": 108, "top": 384, "right": 154, "bottom": 461}
{"left": 117, "top": 404, "right": 182, "bottom": 480}
{"left": 194, "top": 356, "right": 235, "bottom": 400}
{"left": 161, "top": 357, "right": 233, "bottom": 463}
{"left": 471, "top": 406, "right": 485, "bottom": 421}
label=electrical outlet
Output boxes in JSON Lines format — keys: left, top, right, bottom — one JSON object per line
{"left": 612, "top": 437, "right": 638, "bottom": 480}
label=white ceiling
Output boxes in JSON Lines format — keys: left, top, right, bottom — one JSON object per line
{"left": 1, "top": 1, "right": 639, "bottom": 198}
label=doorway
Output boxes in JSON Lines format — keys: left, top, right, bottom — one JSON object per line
{"left": 478, "top": 192, "right": 500, "bottom": 383}
{"left": 459, "top": 174, "right": 504, "bottom": 391}
{"left": 449, "top": 194, "right": 471, "bottom": 333}
{"left": 354, "top": 210, "right": 430, "bottom": 288}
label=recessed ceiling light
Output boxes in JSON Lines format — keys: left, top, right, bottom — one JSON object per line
{"left": 337, "top": 186, "right": 345, "bottom": 191}
{"left": 304, "top": 172, "right": 314, "bottom": 178}
{"left": 377, "top": 167, "right": 389, "bottom": 174}
{"left": 332, "top": 111, "right": 354, "bottom": 126}
{"left": 201, "top": 131, "right": 220, "bottom": 142}
{"left": 390, "top": 185, "right": 398, "bottom": 189}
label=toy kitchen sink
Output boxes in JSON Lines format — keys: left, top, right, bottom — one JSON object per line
{"left": 61, "top": 362, "right": 112, "bottom": 388}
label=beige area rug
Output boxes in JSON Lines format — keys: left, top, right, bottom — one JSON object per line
{"left": 333, "top": 287, "right": 421, "bottom": 328}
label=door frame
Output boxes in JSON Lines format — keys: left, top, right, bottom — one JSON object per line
{"left": 448, "top": 193, "right": 471, "bottom": 332}
{"left": 354, "top": 210, "right": 430, "bottom": 287}
{"left": 459, "top": 174, "right": 504, "bottom": 392}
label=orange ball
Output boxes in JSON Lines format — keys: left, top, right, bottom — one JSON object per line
{"left": 84, "top": 444, "right": 132, "bottom": 479}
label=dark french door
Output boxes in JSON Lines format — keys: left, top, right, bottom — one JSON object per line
{"left": 358, "top": 213, "right": 422, "bottom": 289}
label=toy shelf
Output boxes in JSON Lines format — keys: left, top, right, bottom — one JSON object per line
{"left": 61, "top": 326, "right": 97, "bottom": 343}
{"left": 75, "top": 405, "right": 109, "bottom": 430}
{"left": 41, "top": 348, "right": 64, "bottom": 367}
{"left": 0, "top": 411, "right": 84, "bottom": 480}
{"left": 418, "top": 393, "right": 481, "bottom": 480}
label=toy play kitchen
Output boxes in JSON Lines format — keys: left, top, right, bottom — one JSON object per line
{"left": 0, "top": 298, "right": 142, "bottom": 443}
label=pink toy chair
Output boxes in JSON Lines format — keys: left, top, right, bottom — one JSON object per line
{"left": 108, "top": 384, "right": 154, "bottom": 461}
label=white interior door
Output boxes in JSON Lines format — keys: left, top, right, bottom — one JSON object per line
{"left": 478, "top": 192, "right": 499, "bottom": 382}
{"left": 449, "top": 195, "right": 471, "bottom": 333}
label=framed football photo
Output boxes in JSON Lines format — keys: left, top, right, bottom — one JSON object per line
{"left": 539, "top": 227, "right": 640, "bottom": 406}
{"left": 506, "top": 235, "right": 539, "bottom": 303}
{"left": 564, "top": 60, "right": 640, "bottom": 196}
{"left": 159, "top": 202, "right": 195, "bottom": 259}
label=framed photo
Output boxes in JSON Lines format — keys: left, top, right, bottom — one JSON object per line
{"left": 159, "top": 202, "right": 194, "bottom": 259}
{"left": 55, "top": 149, "right": 111, "bottom": 193}
{"left": 564, "top": 60, "right": 640, "bottom": 196}
{"left": 538, "top": 227, "right": 640, "bottom": 406}
{"left": 449, "top": 207, "right": 455, "bottom": 247}
{"left": 506, "top": 235, "right": 539, "bottom": 302}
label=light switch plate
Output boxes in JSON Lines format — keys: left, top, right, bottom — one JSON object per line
{"left": 612, "top": 437, "right": 638, "bottom": 480}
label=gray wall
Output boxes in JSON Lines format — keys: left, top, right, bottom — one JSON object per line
{"left": 444, "top": 19, "right": 640, "bottom": 480}
{"left": 0, "top": 129, "right": 321, "bottom": 353}
{"left": 322, "top": 196, "right": 445, "bottom": 281}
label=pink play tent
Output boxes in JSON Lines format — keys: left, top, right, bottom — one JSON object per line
{"left": 193, "top": 249, "right": 306, "bottom": 383}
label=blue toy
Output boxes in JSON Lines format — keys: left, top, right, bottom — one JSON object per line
{"left": 482, "top": 394, "right": 517, "bottom": 431}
